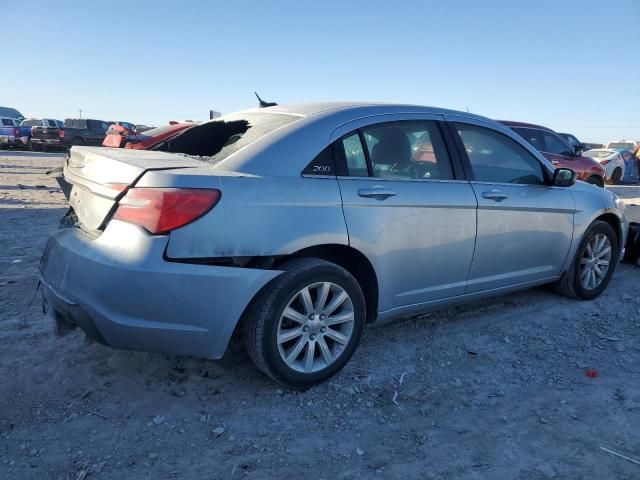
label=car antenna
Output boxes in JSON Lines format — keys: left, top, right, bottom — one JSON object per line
{"left": 255, "top": 92, "right": 278, "bottom": 108}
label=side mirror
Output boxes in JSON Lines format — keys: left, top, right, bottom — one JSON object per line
{"left": 553, "top": 167, "right": 577, "bottom": 187}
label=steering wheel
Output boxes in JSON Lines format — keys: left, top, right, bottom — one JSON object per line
{"left": 392, "top": 160, "right": 438, "bottom": 179}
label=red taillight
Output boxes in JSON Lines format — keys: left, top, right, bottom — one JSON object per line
{"left": 601, "top": 159, "right": 611, "bottom": 165}
{"left": 59, "top": 130, "right": 65, "bottom": 138}
{"left": 113, "top": 188, "right": 220, "bottom": 234}
{"left": 14, "top": 128, "right": 19, "bottom": 136}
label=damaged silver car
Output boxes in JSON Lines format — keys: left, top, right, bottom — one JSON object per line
{"left": 40, "top": 103, "right": 629, "bottom": 388}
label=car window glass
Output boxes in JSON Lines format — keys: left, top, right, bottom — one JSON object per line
{"left": 456, "top": 123, "right": 545, "bottom": 185}
{"left": 64, "top": 119, "right": 87, "bottom": 129}
{"left": 341, "top": 133, "right": 368, "bottom": 177}
{"left": 512, "top": 127, "right": 545, "bottom": 152}
{"left": 541, "top": 131, "right": 573, "bottom": 156}
{"left": 2, "top": 119, "right": 12, "bottom": 126}
{"left": 360, "top": 121, "right": 453, "bottom": 180}
{"left": 47, "top": 120, "right": 57, "bottom": 127}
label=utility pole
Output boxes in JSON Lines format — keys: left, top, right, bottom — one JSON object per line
{"left": 79, "top": 109, "right": 82, "bottom": 119}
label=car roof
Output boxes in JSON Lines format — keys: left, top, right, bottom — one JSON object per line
{"left": 497, "top": 120, "right": 556, "bottom": 133}
{"left": 235, "top": 101, "right": 492, "bottom": 123}
{"left": 195, "top": 102, "right": 554, "bottom": 177}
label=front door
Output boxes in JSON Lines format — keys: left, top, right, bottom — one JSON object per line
{"left": 449, "top": 118, "right": 575, "bottom": 293}
{"left": 334, "top": 117, "right": 477, "bottom": 313}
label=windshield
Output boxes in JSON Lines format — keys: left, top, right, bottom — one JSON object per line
{"left": 584, "top": 149, "right": 615, "bottom": 158}
{"left": 21, "top": 119, "right": 42, "bottom": 127}
{"left": 607, "top": 142, "right": 634, "bottom": 149}
{"left": 64, "top": 119, "right": 87, "bottom": 129}
{"left": 157, "top": 112, "right": 300, "bottom": 162}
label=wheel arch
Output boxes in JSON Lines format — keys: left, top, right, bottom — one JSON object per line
{"left": 595, "top": 212, "right": 623, "bottom": 248}
{"left": 276, "top": 244, "right": 379, "bottom": 324}
{"left": 584, "top": 174, "right": 604, "bottom": 188}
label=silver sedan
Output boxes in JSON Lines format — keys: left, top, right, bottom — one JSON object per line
{"left": 39, "top": 103, "right": 629, "bottom": 388}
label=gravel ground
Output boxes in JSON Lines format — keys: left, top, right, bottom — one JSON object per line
{"left": 1, "top": 151, "right": 639, "bottom": 480}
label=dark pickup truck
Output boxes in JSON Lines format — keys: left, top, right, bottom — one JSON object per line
{"left": 32, "top": 118, "right": 110, "bottom": 151}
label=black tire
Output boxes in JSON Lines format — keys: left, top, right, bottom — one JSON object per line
{"left": 244, "top": 258, "right": 366, "bottom": 389}
{"left": 609, "top": 168, "right": 623, "bottom": 185}
{"left": 554, "top": 220, "right": 619, "bottom": 300}
{"left": 32, "top": 142, "right": 41, "bottom": 152}
{"left": 585, "top": 175, "right": 604, "bottom": 188}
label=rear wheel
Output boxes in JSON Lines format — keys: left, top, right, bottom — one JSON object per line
{"left": 585, "top": 175, "right": 604, "bottom": 188}
{"left": 609, "top": 168, "right": 623, "bottom": 185}
{"left": 72, "top": 137, "right": 84, "bottom": 146}
{"left": 554, "top": 220, "right": 619, "bottom": 300}
{"left": 244, "top": 258, "right": 366, "bottom": 389}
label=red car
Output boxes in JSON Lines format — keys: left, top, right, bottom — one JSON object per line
{"left": 102, "top": 121, "right": 197, "bottom": 150}
{"left": 499, "top": 121, "right": 606, "bottom": 187}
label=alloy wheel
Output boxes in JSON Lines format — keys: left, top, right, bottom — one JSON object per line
{"left": 277, "top": 282, "right": 355, "bottom": 373}
{"left": 579, "top": 233, "right": 612, "bottom": 290}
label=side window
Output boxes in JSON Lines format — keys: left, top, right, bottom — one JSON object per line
{"left": 360, "top": 121, "right": 453, "bottom": 180}
{"left": 341, "top": 132, "right": 368, "bottom": 177}
{"left": 512, "top": 127, "right": 545, "bottom": 152}
{"left": 456, "top": 123, "right": 546, "bottom": 185}
{"left": 541, "top": 131, "right": 573, "bottom": 156}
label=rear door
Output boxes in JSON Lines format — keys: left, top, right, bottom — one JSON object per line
{"left": 446, "top": 117, "right": 574, "bottom": 293}
{"left": 333, "top": 114, "right": 477, "bottom": 313}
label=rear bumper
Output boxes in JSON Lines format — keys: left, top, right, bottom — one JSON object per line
{"left": 32, "top": 138, "right": 67, "bottom": 148}
{"left": 39, "top": 220, "right": 282, "bottom": 359}
{"left": 0, "top": 135, "right": 21, "bottom": 146}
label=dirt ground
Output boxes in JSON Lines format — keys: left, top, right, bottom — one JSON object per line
{"left": 1, "top": 151, "right": 639, "bottom": 480}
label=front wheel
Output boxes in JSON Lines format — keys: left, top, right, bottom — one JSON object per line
{"left": 585, "top": 175, "right": 604, "bottom": 188}
{"left": 554, "top": 220, "right": 619, "bottom": 300}
{"left": 244, "top": 258, "right": 366, "bottom": 389}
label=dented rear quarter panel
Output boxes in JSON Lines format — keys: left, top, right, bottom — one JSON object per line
{"left": 150, "top": 172, "right": 349, "bottom": 259}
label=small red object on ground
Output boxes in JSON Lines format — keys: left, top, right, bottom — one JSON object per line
{"left": 585, "top": 369, "right": 598, "bottom": 378}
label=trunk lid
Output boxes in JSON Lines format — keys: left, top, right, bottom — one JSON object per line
{"left": 64, "top": 146, "right": 204, "bottom": 231}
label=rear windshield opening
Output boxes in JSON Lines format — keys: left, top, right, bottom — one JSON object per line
{"left": 154, "top": 112, "right": 299, "bottom": 162}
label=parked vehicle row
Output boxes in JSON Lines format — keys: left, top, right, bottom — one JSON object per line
{"left": 0, "top": 117, "right": 24, "bottom": 148}
{"left": 32, "top": 118, "right": 112, "bottom": 151}
{"left": 39, "top": 102, "right": 630, "bottom": 388}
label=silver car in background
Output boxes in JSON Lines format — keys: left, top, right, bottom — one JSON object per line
{"left": 40, "top": 103, "right": 629, "bottom": 388}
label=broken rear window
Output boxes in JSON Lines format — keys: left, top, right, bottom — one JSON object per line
{"left": 155, "top": 112, "right": 300, "bottom": 163}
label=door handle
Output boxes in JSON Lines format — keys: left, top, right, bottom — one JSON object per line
{"left": 482, "top": 189, "right": 508, "bottom": 202}
{"left": 358, "top": 187, "right": 397, "bottom": 200}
